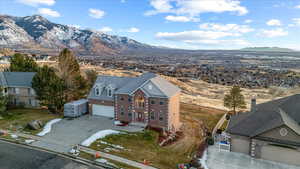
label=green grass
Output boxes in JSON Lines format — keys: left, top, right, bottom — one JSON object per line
{"left": 90, "top": 130, "right": 190, "bottom": 169}
{"left": 0, "top": 108, "right": 61, "bottom": 133}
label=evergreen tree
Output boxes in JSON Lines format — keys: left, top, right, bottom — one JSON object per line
{"left": 32, "top": 66, "right": 66, "bottom": 113}
{"left": 224, "top": 86, "right": 246, "bottom": 113}
{"left": 10, "top": 53, "right": 38, "bottom": 72}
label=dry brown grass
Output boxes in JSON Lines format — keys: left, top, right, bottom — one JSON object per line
{"left": 0, "top": 108, "right": 61, "bottom": 132}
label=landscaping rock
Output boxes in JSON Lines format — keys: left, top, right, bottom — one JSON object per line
{"left": 28, "top": 120, "right": 43, "bottom": 130}
{"left": 0, "top": 115, "right": 3, "bottom": 120}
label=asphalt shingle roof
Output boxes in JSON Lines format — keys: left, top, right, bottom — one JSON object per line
{"left": 227, "top": 94, "right": 300, "bottom": 137}
{"left": 88, "top": 73, "right": 181, "bottom": 100}
{"left": 0, "top": 72, "right": 36, "bottom": 87}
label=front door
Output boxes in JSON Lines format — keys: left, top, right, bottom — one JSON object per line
{"left": 136, "top": 112, "right": 144, "bottom": 122}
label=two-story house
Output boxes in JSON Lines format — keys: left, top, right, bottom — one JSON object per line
{"left": 88, "top": 73, "right": 181, "bottom": 132}
{"left": 0, "top": 72, "right": 39, "bottom": 107}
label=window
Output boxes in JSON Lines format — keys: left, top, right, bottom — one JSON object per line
{"left": 15, "top": 88, "right": 19, "bottom": 94}
{"left": 95, "top": 88, "right": 100, "bottom": 96}
{"left": 4, "top": 88, "right": 7, "bottom": 93}
{"left": 135, "top": 96, "right": 145, "bottom": 108}
{"left": 128, "top": 98, "right": 132, "bottom": 102}
{"left": 150, "top": 112, "right": 155, "bottom": 120}
{"left": 160, "top": 101, "right": 164, "bottom": 105}
{"left": 29, "top": 99, "right": 32, "bottom": 105}
{"left": 107, "top": 89, "right": 112, "bottom": 97}
{"left": 120, "top": 97, "right": 124, "bottom": 101}
{"left": 28, "top": 88, "right": 31, "bottom": 95}
{"left": 159, "top": 112, "right": 164, "bottom": 121}
{"left": 151, "top": 100, "right": 155, "bottom": 104}
{"left": 128, "top": 113, "right": 132, "bottom": 117}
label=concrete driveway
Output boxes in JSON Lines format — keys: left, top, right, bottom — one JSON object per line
{"left": 32, "top": 115, "right": 143, "bottom": 153}
{"left": 206, "top": 145, "right": 300, "bottom": 169}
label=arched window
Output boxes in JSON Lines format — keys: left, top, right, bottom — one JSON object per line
{"left": 135, "top": 96, "right": 145, "bottom": 108}
{"left": 107, "top": 88, "right": 112, "bottom": 97}
{"left": 95, "top": 87, "right": 100, "bottom": 96}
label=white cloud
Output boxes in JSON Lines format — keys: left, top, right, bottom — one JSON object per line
{"left": 127, "top": 27, "right": 140, "bottom": 33}
{"left": 292, "top": 18, "right": 300, "bottom": 26}
{"left": 295, "top": 4, "right": 300, "bottom": 8}
{"left": 37, "top": 8, "right": 60, "bottom": 17}
{"left": 184, "top": 39, "right": 250, "bottom": 46}
{"left": 121, "top": 0, "right": 126, "bottom": 3}
{"left": 17, "top": 0, "right": 55, "bottom": 6}
{"left": 156, "top": 30, "right": 239, "bottom": 41}
{"left": 165, "top": 15, "right": 198, "bottom": 22}
{"left": 99, "top": 26, "right": 113, "bottom": 33}
{"left": 145, "top": 0, "right": 248, "bottom": 20}
{"left": 260, "top": 28, "right": 288, "bottom": 38}
{"left": 89, "top": 8, "right": 105, "bottom": 19}
{"left": 68, "top": 25, "right": 81, "bottom": 29}
{"left": 266, "top": 19, "right": 281, "bottom": 26}
{"left": 199, "top": 23, "right": 254, "bottom": 33}
{"left": 244, "top": 19, "right": 253, "bottom": 23}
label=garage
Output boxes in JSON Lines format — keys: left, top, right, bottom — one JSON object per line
{"left": 92, "top": 104, "right": 114, "bottom": 118}
{"left": 261, "top": 145, "right": 300, "bottom": 166}
{"left": 231, "top": 137, "right": 250, "bottom": 154}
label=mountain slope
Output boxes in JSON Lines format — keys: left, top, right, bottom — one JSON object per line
{"left": 0, "top": 15, "right": 152, "bottom": 56}
{"left": 241, "top": 47, "right": 295, "bottom": 52}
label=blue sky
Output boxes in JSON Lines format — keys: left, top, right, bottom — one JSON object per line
{"left": 1, "top": 0, "right": 300, "bottom": 50}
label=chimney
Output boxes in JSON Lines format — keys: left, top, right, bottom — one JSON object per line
{"left": 251, "top": 98, "right": 256, "bottom": 112}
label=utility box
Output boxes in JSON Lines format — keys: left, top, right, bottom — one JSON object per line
{"left": 64, "top": 99, "right": 88, "bottom": 118}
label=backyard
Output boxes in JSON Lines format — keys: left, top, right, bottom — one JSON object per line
{"left": 0, "top": 108, "right": 61, "bottom": 133}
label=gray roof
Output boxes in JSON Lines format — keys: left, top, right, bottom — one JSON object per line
{"left": 227, "top": 94, "right": 300, "bottom": 137}
{"left": 0, "top": 72, "right": 36, "bottom": 87}
{"left": 88, "top": 73, "right": 181, "bottom": 100}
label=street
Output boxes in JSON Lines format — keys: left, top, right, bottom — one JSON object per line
{"left": 0, "top": 140, "right": 100, "bottom": 169}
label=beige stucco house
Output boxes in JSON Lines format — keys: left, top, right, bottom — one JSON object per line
{"left": 88, "top": 73, "right": 181, "bottom": 132}
{"left": 0, "top": 72, "right": 39, "bottom": 107}
{"left": 227, "top": 95, "right": 300, "bottom": 166}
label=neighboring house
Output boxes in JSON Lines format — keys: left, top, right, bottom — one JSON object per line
{"left": 227, "top": 96, "right": 300, "bottom": 166}
{"left": 0, "top": 72, "right": 39, "bottom": 107}
{"left": 88, "top": 73, "right": 181, "bottom": 132}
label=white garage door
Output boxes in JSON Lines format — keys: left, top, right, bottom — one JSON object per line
{"left": 92, "top": 104, "right": 114, "bottom": 118}
{"left": 261, "top": 145, "right": 300, "bottom": 166}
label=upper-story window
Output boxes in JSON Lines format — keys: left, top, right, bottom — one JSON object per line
{"left": 95, "top": 87, "right": 100, "bottom": 96}
{"left": 135, "top": 96, "right": 145, "bottom": 108}
{"left": 14, "top": 88, "right": 20, "bottom": 94}
{"left": 107, "top": 88, "right": 112, "bottom": 97}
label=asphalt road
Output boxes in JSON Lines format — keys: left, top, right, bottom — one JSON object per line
{"left": 0, "top": 141, "right": 99, "bottom": 169}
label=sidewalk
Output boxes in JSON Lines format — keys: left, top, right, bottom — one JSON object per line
{"left": 1, "top": 129, "right": 158, "bottom": 169}
{"left": 79, "top": 146, "right": 157, "bottom": 169}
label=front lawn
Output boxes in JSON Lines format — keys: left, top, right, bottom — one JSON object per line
{"left": 88, "top": 103, "right": 225, "bottom": 169}
{"left": 90, "top": 130, "right": 190, "bottom": 169}
{"left": 0, "top": 108, "right": 61, "bottom": 134}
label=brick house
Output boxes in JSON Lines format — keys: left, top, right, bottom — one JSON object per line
{"left": 88, "top": 73, "right": 181, "bottom": 132}
{"left": 0, "top": 72, "right": 39, "bottom": 107}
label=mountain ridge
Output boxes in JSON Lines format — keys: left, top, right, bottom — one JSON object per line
{"left": 0, "top": 14, "right": 154, "bottom": 56}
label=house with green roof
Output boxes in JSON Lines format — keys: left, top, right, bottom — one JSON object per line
{"left": 0, "top": 72, "right": 39, "bottom": 107}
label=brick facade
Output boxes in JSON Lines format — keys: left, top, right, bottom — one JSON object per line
{"left": 114, "top": 89, "right": 180, "bottom": 132}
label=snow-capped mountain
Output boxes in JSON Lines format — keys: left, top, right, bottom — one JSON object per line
{"left": 0, "top": 15, "right": 152, "bottom": 56}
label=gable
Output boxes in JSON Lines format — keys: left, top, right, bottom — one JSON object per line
{"left": 258, "top": 125, "right": 300, "bottom": 144}
{"left": 141, "top": 81, "right": 165, "bottom": 97}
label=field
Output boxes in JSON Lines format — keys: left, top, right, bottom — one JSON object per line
{"left": 0, "top": 108, "right": 61, "bottom": 133}
{"left": 89, "top": 103, "right": 225, "bottom": 169}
